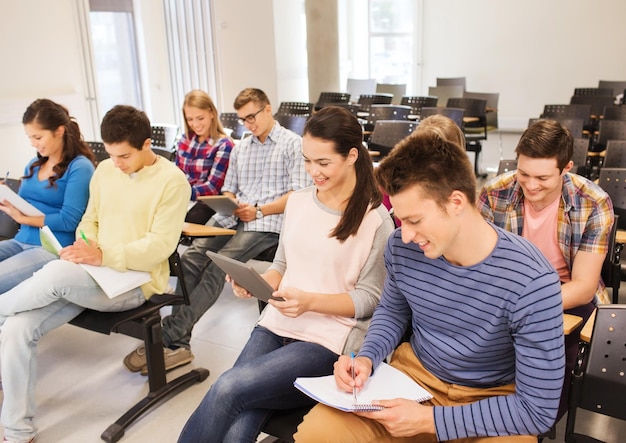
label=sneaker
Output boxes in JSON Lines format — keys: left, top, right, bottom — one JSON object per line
{"left": 123, "top": 345, "right": 147, "bottom": 373}
{"left": 140, "top": 347, "right": 194, "bottom": 376}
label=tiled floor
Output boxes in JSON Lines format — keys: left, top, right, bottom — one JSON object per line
{"left": 2, "top": 134, "right": 625, "bottom": 442}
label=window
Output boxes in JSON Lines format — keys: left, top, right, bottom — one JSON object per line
{"left": 339, "top": 0, "right": 421, "bottom": 94}
{"left": 88, "top": 0, "right": 143, "bottom": 118}
{"left": 369, "top": 0, "right": 415, "bottom": 86}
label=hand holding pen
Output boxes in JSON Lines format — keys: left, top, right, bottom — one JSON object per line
{"left": 60, "top": 230, "right": 102, "bottom": 266}
{"left": 334, "top": 353, "right": 373, "bottom": 395}
{"left": 351, "top": 352, "right": 358, "bottom": 404}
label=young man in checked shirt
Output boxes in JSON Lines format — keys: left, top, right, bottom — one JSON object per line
{"left": 123, "top": 88, "right": 312, "bottom": 374}
{"left": 477, "top": 119, "right": 614, "bottom": 421}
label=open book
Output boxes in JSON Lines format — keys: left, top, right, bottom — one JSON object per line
{"left": 197, "top": 195, "right": 240, "bottom": 216}
{"left": 77, "top": 263, "right": 151, "bottom": 299}
{"left": 294, "top": 362, "right": 432, "bottom": 412}
{"left": 39, "top": 226, "right": 151, "bottom": 299}
{"left": 0, "top": 184, "right": 44, "bottom": 216}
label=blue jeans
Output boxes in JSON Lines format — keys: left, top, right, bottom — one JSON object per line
{"left": 0, "top": 259, "right": 145, "bottom": 441}
{"left": 162, "top": 219, "right": 279, "bottom": 349}
{"left": 178, "top": 326, "right": 339, "bottom": 443}
{"left": 0, "top": 240, "right": 57, "bottom": 293}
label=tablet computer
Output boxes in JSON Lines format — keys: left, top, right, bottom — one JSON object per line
{"left": 206, "top": 251, "right": 284, "bottom": 302}
{"left": 197, "top": 195, "right": 240, "bottom": 216}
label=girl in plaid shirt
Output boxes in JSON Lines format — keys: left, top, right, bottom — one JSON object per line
{"left": 176, "top": 90, "right": 234, "bottom": 224}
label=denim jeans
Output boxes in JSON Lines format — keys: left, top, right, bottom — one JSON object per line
{"left": 0, "top": 259, "right": 145, "bottom": 441}
{"left": 0, "top": 240, "right": 57, "bottom": 294}
{"left": 162, "top": 219, "right": 279, "bottom": 349}
{"left": 178, "top": 326, "right": 338, "bottom": 443}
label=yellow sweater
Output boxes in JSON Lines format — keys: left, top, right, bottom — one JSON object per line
{"left": 77, "top": 156, "right": 191, "bottom": 298}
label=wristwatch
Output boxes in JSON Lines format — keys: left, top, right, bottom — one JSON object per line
{"left": 255, "top": 205, "right": 263, "bottom": 219}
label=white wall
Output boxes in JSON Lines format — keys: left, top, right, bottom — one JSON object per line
{"left": 420, "top": 0, "right": 626, "bottom": 130}
{"left": 210, "top": 0, "right": 279, "bottom": 112}
{"left": 0, "top": 1, "right": 89, "bottom": 177}
{"left": 273, "top": 0, "right": 309, "bottom": 103}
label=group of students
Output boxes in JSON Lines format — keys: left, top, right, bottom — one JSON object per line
{"left": 0, "top": 86, "right": 613, "bottom": 443}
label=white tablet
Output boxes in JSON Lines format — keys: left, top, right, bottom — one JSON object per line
{"left": 197, "top": 195, "right": 240, "bottom": 216}
{"left": 206, "top": 251, "right": 284, "bottom": 302}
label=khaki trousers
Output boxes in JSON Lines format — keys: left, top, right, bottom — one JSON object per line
{"left": 294, "top": 343, "right": 537, "bottom": 443}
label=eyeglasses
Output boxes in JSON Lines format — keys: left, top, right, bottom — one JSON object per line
{"left": 237, "top": 107, "right": 265, "bottom": 126}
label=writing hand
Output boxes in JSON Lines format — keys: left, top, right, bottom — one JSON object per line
{"left": 59, "top": 239, "right": 102, "bottom": 266}
{"left": 334, "top": 354, "right": 372, "bottom": 393}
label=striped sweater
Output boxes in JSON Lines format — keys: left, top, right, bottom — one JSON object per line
{"left": 359, "top": 224, "right": 565, "bottom": 440}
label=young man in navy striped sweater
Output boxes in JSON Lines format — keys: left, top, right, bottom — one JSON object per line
{"left": 295, "top": 131, "right": 565, "bottom": 442}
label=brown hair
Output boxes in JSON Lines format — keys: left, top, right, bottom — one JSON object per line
{"left": 376, "top": 131, "right": 476, "bottom": 208}
{"left": 22, "top": 99, "right": 95, "bottom": 188}
{"left": 233, "top": 88, "right": 271, "bottom": 111}
{"left": 182, "top": 89, "right": 228, "bottom": 141}
{"left": 304, "top": 106, "right": 382, "bottom": 242}
{"left": 515, "top": 119, "right": 573, "bottom": 172}
{"left": 100, "top": 105, "right": 151, "bottom": 149}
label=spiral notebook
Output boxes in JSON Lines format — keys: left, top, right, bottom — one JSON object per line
{"left": 294, "top": 362, "right": 432, "bottom": 412}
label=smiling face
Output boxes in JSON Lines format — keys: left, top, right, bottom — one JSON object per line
{"left": 237, "top": 101, "right": 272, "bottom": 140}
{"left": 391, "top": 183, "right": 460, "bottom": 260}
{"left": 183, "top": 105, "right": 213, "bottom": 141}
{"left": 516, "top": 154, "right": 571, "bottom": 210}
{"left": 24, "top": 122, "right": 65, "bottom": 160}
{"left": 302, "top": 134, "right": 357, "bottom": 195}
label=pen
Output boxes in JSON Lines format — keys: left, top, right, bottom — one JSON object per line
{"left": 3, "top": 171, "right": 8, "bottom": 183}
{"left": 351, "top": 352, "right": 357, "bottom": 404}
{"left": 80, "top": 230, "right": 90, "bottom": 246}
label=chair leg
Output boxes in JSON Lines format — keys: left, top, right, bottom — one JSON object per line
{"left": 144, "top": 315, "right": 167, "bottom": 392}
{"left": 100, "top": 367, "right": 210, "bottom": 442}
{"left": 98, "top": 316, "right": 210, "bottom": 442}
{"left": 466, "top": 140, "right": 487, "bottom": 178}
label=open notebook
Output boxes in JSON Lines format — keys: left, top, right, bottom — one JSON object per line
{"left": 294, "top": 362, "right": 432, "bottom": 412}
{"left": 40, "top": 226, "right": 151, "bottom": 299}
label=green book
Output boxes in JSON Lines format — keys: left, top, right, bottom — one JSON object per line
{"left": 40, "top": 226, "right": 62, "bottom": 255}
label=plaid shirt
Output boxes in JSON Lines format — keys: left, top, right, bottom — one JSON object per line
{"left": 478, "top": 171, "right": 614, "bottom": 304}
{"left": 215, "top": 121, "right": 311, "bottom": 233}
{"left": 175, "top": 133, "right": 234, "bottom": 200}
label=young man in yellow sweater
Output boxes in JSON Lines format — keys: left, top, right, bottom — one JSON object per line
{"left": 0, "top": 105, "right": 190, "bottom": 443}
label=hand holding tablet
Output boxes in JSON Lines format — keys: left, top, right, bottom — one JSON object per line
{"left": 206, "top": 251, "right": 285, "bottom": 302}
{"left": 197, "top": 195, "right": 240, "bottom": 216}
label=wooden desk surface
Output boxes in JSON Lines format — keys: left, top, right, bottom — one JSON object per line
{"left": 563, "top": 313, "right": 583, "bottom": 335}
{"left": 580, "top": 309, "right": 596, "bottom": 343}
{"left": 182, "top": 222, "right": 236, "bottom": 237}
{"left": 616, "top": 229, "right": 626, "bottom": 244}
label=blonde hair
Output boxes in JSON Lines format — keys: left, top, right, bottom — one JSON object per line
{"left": 415, "top": 114, "right": 465, "bottom": 150}
{"left": 182, "top": 89, "right": 227, "bottom": 141}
